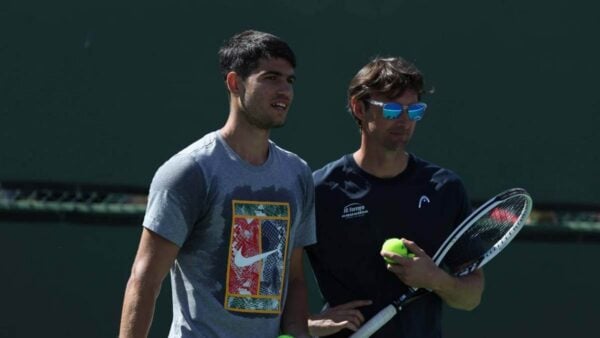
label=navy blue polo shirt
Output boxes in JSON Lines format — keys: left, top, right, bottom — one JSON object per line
{"left": 306, "top": 154, "right": 471, "bottom": 338}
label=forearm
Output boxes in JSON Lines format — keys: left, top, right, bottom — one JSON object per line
{"left": 120, "top": 229, "right": 179, "bottom": 337}
{"left": 119, "top": 276, "right": 161, "bottom": 338}
{"left": 281, "top": 248, "right": 311, "bottom": 338}
{"left": 431, "top": 268, "right": 484, "bottom": 311}
{"left": 281, "top": 277, "right": 310, "bottom": 338}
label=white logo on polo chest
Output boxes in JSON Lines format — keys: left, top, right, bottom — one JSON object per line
{"left": 341, "top": 203, "right": 369, "bottom": 219}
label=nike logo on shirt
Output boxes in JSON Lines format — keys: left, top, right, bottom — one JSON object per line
{"left": 234, "top": 248, "right": 279, "bottom": 267}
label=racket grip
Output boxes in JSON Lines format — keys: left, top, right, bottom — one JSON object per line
{"left": 349, "top": 304, "right": 398, "bottom": 338}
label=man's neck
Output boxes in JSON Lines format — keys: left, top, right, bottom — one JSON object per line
{"left": 353, "top": 145, "right": 409, "bottom": 178}
{"left": 220, "top": 116, "right": 270, "bottom": 166}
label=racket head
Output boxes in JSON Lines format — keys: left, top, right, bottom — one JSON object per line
{"left": 434, "top": 188, "right": 532, "bottom": 276}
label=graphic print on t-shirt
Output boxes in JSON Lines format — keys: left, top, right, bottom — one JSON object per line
{"left": 225, "top": 200, "right": 291, "bottom": 314}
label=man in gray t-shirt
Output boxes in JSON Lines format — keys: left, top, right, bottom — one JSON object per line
{"left": 119, "top": 30, "right": 316, "bottom": 338}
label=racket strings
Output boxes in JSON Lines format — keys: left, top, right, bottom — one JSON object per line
{"left": 444, "top": 195, "right": 530, "bottom": 273}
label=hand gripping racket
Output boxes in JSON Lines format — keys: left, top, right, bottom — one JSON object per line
{"left": 350, "top": 188, "right": 533, "bottom": 338}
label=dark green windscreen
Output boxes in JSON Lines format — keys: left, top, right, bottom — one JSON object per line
{"left": 1, "top": 1, "right": 599, "bottom": 204}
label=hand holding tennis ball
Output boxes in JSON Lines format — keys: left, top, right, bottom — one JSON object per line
{"left": 381, "top": 238, "right": 415, "bottom": 264}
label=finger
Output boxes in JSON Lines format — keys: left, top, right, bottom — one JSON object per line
{"left": 382, "top": 251, "right": 412, "bottom": 265}
{"left": 340, "top": 308, "right": 366, "bottom": 324}
{"left": 345, "top": 312, "right": 362, "bottom": 328}
{"left": 354, "top": 309, "right": 366, "bottom": 323}
{"left": 339, "top": 320, "right": 359, "bottom": 332}
{"left": 402, "top": 239, "right": 426, "bottom": 256}
{"left": 346, "top": 321, "right": 360, "bottom": 332}
{"left": 335, "top": 299, "right": 372, "bottom": 310}
{"left": 329, "top": 309, "right": 365, "bottom": 325}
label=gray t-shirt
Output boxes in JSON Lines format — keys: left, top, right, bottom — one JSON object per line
{"left": 143, "top": 130, "right": 316, "bottom": 338}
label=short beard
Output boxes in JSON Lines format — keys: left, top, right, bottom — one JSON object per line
{"left": 382, "top": 137, "right": 409, "bottom": 152}
{"left": 240, "top": 94, "right": 285, "bottom": 130}
{"left": 243, "top": 109, "right": 286, "bottom": 131}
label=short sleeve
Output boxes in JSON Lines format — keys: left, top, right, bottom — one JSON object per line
{"left": 143, "top": 154, "right": 207, "bottom": 247}
{"left": 293, "top": 162, "right": 316, "bottom": 248}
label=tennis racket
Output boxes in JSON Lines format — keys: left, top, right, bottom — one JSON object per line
{"left": 350, "top": 187, "right": 533, "bottom": 338}
{"left": 0, "top": 180, "right": 147, "bottom": 223}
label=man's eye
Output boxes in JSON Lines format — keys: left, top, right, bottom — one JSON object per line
{"left": 287, "top": 77, "right": 296, "bottom": 84}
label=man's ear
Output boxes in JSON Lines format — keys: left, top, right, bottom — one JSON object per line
{"left": 225, "top": 71, "right": 243, "bottom": 96}
{"left": 350, "top": 97, "right": 366, "bottom": 122}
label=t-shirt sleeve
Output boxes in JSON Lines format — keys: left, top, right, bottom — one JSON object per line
{"left": 293, "top": 162, "right": 316, "bottom": 248}
{"left": 143, "top": 154, "right": 206, "bottom": 247}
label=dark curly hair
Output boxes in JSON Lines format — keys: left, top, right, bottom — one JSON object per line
{"left": 347, "top": 57, "right": 424, "bottom": 128}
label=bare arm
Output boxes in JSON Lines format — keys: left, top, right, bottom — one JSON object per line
{"left": 430, "top": 267, "right": 484, "bottom": 310}
{"left": 281, "top": 248, "right": 310, "bottom": 338}
{"left": 119, "top": 228, "right": 180, "bottom": 338}
{"left": 382, "top": 239, "right": 484, "bottom": 311}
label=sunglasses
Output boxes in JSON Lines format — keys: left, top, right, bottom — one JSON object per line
{"left": 367, "top": 99, "right": 427, "bottom": 121}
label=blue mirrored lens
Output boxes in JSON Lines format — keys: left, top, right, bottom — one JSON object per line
{"left": 408, "top": 110, "right": 424, "bottom": 121}
{"left": 382, "top": 102, "right": 427, "bottom": 121}
{"left": 408, "top": 103, "right": 426, "bottom": 121}
{"left": 382, "top": 103, "right": 403, "bottom": 119}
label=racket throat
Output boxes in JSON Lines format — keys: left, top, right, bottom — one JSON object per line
{"left": 393, "top": 288, "right": 416, "bottom": 308}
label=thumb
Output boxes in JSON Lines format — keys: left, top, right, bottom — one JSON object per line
{"left": 401, "top": 239, "right": 424, "bottom": 257}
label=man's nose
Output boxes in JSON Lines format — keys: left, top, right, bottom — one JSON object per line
{"left": 277, "top": 81, "right": 293, "bottom": 96}
{"left": 397, "top": 107, "right": 411, "bottom": 122}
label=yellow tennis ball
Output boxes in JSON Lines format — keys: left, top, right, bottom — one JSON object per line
{"left": 382, "top": 238, "right": 412, "bottom": 264}
{"left": 278, "top": 335, "right": 294, "bottom": 338}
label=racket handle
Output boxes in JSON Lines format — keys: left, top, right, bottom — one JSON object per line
{"left": 349, "top": 304, "right": 398, "bottom": 338}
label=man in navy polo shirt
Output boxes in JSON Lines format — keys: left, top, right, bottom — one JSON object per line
{"left": 306, "top": 57, "right": 484, "bottom": 338}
